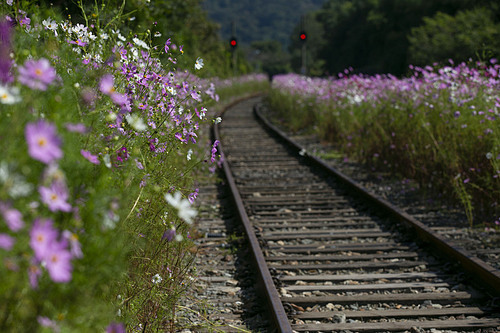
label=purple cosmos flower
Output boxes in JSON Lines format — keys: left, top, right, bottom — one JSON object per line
{"left": 37, "top": 317, "right": 60, "bottom": 333}
{"left": 99, "top": 74, "right": 127, "bottom": 106}
{"left": 39, "top": 182, "right": 72, "bottom": 212}
{"left": 0, "top": 20, "right": 14, "bottom": 84}
{"left": 188, "top": 188, "right": 199, "bottom": 204}
{"left": 162, "top": 228, "right": 176, "bottom": 242}
{"left": 211, "top": 140, "right": 220, "bottom": 163}
{"left": 165, "top": 38, "right": 171, "bottom": 53}
{"left": 99, "top": 74, "right": 115, "bottom": 95}
{"left": 81, "top": 150, "right": 100, "bottom": 164}
{"left": 69, "top": 39, "right": 87, "bottom": 47}
{"left": 134, "top": 158, "right": 144, "bottom": 170}
{"left": 25, "top": 120, "right": 63, "bottom": 164}
{"left": 30, "top": 218, "right": 58, "bottom": 261}
{"left": 29, "top": 261, "right": 42, "bottom": 288}
{"left": 44, "top": 240, "right": 72, "bottom": 282}
{"left": 0, "top": 204, "right": 24, "bottom": 231}
{"left": 18, "top": 15, "right": 30, "bottom": 29}
{"left": 63, "top": 230, "right": 83, "bottom": 259}
{"left": 18, "top": 58, "right": 57, "bottom": 90}
{"left": 65, "top": 123, "right": 88, "bottom": 133}
{"left": 0, "top": 233, "right": 15, "bottom": 250}
{"left": 116, "top": 147, "right": 129, "bottom": 162}
{"left": 106, "top": 322, "right": 125, "bottom": 333}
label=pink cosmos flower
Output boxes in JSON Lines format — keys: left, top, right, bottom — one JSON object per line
{"left": 0, "top": 233, "right": 15, "bottom": 250}
{"left": 29, "top": 261, "right": 42, "bottom": 288}
{"left": 39, "top": 182, "right": 72, "bottom": 212}
{"left": 65, "top": 122, "right": 88, "bottom": 133}
{"left": 81, "top": 150, "right": 100, "bottom": 164}
{"left": 164, "top": 38, "right": 171, "bottom": 53}
{"left": 99, "top": 74, "right": 115, "bottom": 95}
{"left": 18, "top": 58, "right": 56, "bottom": 90}
{"left": 30, "top": 218, "right": 58, "bottom": 260}
{"left": 25, "top": 120, "right": 63, "bottom": 164}
{"left": 211, "top": 140, "right": 220, "bottom": 163}
{"left": 162, "top": 228, "right": 176, "bottom": 242}
{"left": 0, "top": 204, "right": 24, "bottom": 231}
{"left": 106, "top": 322, "right": 125, "bottom": 333}
{"left": 44, "top": 240, "right": 72, "bottom": 282}
{"left": 30, "top": 219, "right": 73, "bottom": 283}
{"left": 63, "top": 230, "right": 83, "bottom": 259}
{"left": 37, "top": 316, "right": 60, "bottom": 333}
{"left": 99, "top": 74, "right": 127, "bottom": 106}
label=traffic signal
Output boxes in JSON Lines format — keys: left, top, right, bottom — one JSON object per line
{"left": 229, "top": 37, "right": 237, "bottom": 49}
{"left": 299, "top": 31, "right": 307, "bottom": 42}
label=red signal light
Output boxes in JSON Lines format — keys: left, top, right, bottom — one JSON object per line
{"left": 229, "top": 37, "right": 237, "bottom": 49}
{"left": 300, "top": 32, "right": 307, "bottom": 41}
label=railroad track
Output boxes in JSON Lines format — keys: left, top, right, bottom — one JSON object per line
{"left": 213, "top": 96, "right": 500, "bottom": 333}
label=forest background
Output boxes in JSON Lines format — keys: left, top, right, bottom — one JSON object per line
{"left": 203, "top": 0, "right": 500, "bottom": 76}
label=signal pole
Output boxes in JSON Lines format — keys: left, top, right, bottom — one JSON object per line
{"left": 231, "top": 21, "right": 237, "bottom": 76}
{"left": 300, "top": 15, "right": 307, "bottom": 75}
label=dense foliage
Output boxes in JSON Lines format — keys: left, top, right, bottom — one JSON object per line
{"left": 268, "top": 62, "right": 500, "bottom": 227}
{"left": 289, "top": 0, "right": 500, "bottom": 76}
{"left": 0, "top": 1, "right": 268, "bottom": 332}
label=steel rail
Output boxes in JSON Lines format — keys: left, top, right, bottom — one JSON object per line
{"left": 253, "top": 103, "right": 500, "bottom": 297}
{"left": 212, "top": 95, "right": 293, "bottom": 333}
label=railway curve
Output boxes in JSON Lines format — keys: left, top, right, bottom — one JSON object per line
{"left": 212, "top": 96, "right": 500, "bottom": 333}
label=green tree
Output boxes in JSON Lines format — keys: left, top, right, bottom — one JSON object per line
{"left": 408, "top": 8, "right": 500, "bottom": 66}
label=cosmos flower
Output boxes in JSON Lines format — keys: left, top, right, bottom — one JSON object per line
{"left": 42, "top": 17, "right": 58, "bottom": 36}
{"left": 162, "top": 228, "right": 176, "bottom": 242}
{"left": 30, "top": 219, "right": 73, "bottom": 283}
{"left": 81, "top": 150, "right": 100, "bottom": 164}
{"left": 0, "top": 204, "right": 24, "bottom": 231}
{"left": 0, "top": 84, "right": 20, "bottom": 104}
{"left": 0, "top": 233, "right": 15, "bottom": 250}
{"left": 194, "top": 57, "right": 204, "bottom": 70}
{"left": 106, "top": 322, "right": 125, "bottom": 333}
{"left": 164, "top": 192, "right": 197, "bottom": 224}
{"left": 152, "top": 273, "right": 162, "bottom": 284}
{"left": 44, "top": 239, "right": 73, "bottom": 282}
{"left": 18, "top": 58, "right": 57, "bottom": 90}
{"left": 63, "top": 230, "right": 83, "bottom": 259}
{"left": 30, "top": 218, "right": 58, "bottom": 261}
{"left": 125, "top": 113, "right": 147, "bottom": 131}
{"left": 39, "top": 182, "right": 72, "bottom": 212}
{"left": 25, "top": 120, "right": 63, "bottom": 164}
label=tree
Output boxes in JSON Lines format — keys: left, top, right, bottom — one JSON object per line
{"left": 408, "top": 8, "right": 500, "bottom": 66}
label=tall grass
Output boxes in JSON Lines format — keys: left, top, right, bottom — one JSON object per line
{"left": 268, "top": 63, "right": 500, "bottom": 227}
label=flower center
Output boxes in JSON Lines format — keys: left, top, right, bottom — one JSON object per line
{"left": 36, "top": 234, "right": 44, "bottom": 242}
{"left": 50, "top": 194, "right": 58, "bottom": 201}
{"left": 1, "top": 93, "right": 7, "bottom": 100}
{"left": 37, "top": 137, "right": 47, "bottom": 147}
{"left": 50, "top": 254, "right": 59, "bottom": 263}
{"left": 35, "top": 69, "right": 42, "bottom": 76}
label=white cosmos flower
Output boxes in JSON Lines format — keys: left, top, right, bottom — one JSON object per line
{"left": 167, "top": 86, "right": 176, "bottom": 96}
{"left": 165, "top": 192, "right": 197, "bottom": 224}
{"left": 125, "top": 114, "right": 147, "bottom": 131}
{"left": 0, "top": 85, "right": 21, "bottom": 104}
{"left": 194, "top": 57, "right": 204, "bottom": 70}
{"left": 133, "top": 37, "right": 150, "bottom": 50}
{"left": 152, "top": 274, "right": 162, "bottom": 284}
{"left": 42, "top": 17, "right": 58, "bottom": 36}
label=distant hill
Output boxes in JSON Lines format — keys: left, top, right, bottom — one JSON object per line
{"left": 202, "top": 0, "right": 327, "bottom": 48}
